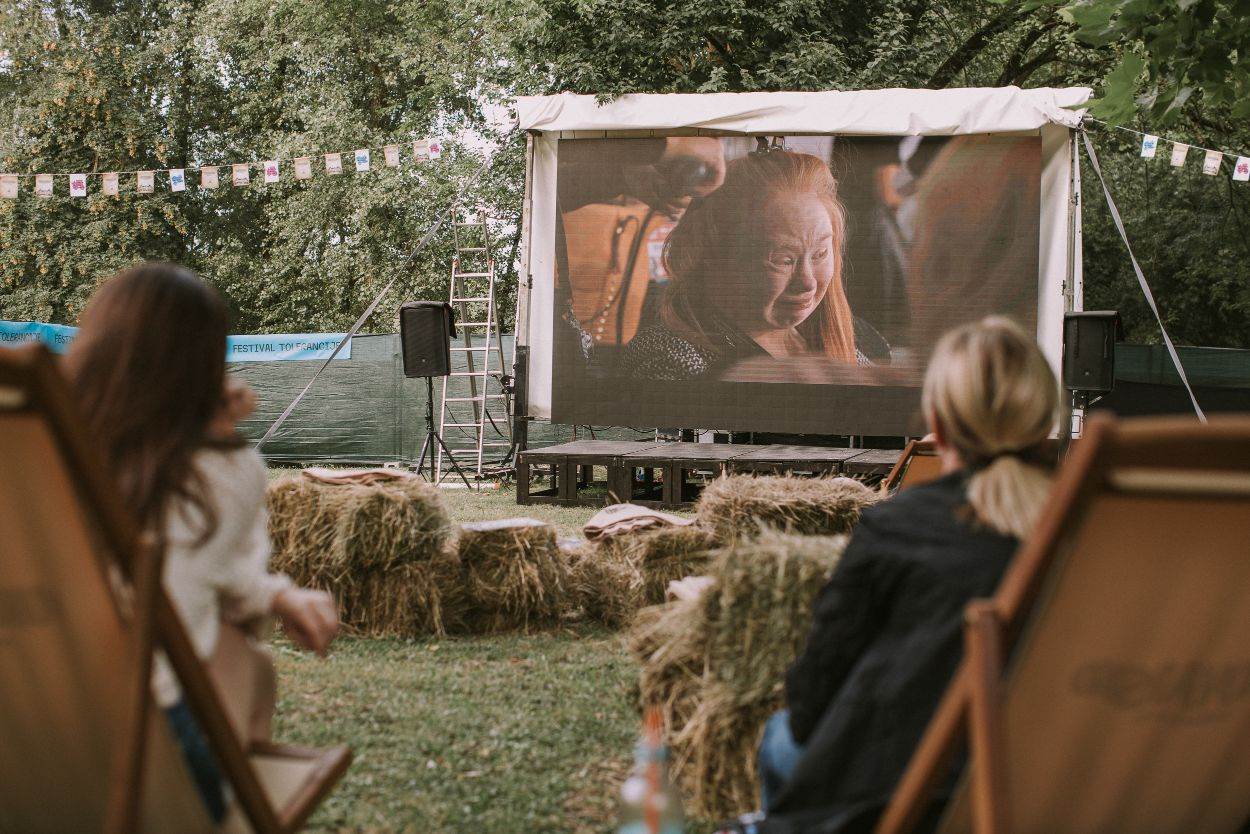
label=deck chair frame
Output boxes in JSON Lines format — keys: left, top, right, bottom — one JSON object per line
{"left": 876, "top": 414, "right": 1250, "bottom": 834}
{"left": 0, "top": 345, "right": 350, "bottom": 833}
{"left": 882, "top": 440, "right": 941, "bottom": 493}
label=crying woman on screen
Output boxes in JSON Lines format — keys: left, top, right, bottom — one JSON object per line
{"left": 619, "top": 150, "right": 886, "bottom": 382}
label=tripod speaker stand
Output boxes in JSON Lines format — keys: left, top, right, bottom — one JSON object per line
{"left": 400, "top": 300, "right": 473, "bottom": 490}
{"left": 415, "top": 375, "right": 473, "bottom": 489}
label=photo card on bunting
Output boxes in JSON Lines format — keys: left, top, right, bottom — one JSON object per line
{"left": 295, "top": 156, "right": 312, "bottom": 179}
{"left": 1140, "top": 135, "right": 1158, "bottom": 158}
{"left": 354, "top": 148, "right": 371, "bottom": 171}
{"left": 232, "top": 163, "right": 250, "bottom": 186}
{"left": 384, "top": 144, "right": 399, "bottom": 167}
{"left": 1170, "top": 143, "right": 1189, "bottom": 167}
{"left": 325, "top": 153, "right": 343, "bottom": 174}
{"left": 136, "top": 171, "right": 154, "bottom": 194}
{"left": 70, "top": 174, "right": 87, "bottom": 197}
{"left": 169, "top": 168, "right": 186, "bottom": 192}
{"left": 35, "top": 174, "right": 54, "bottom": 198}
{"left": 413, "top": 139, "right": 430, "bottom": 162}
{"left": 201, "top": 166, "right": 219, "bottom": 189}
{"left": 1202, "top": 150, "right": 1222, "bottom": 175}
{"left": 428, "top": 140, "right": 442, "bottom": 160}
{"left": 1234, "top": 157, "right": 1250, "bottom": 182}
{"left": 102, "top": 172, "right": 119, "bottom": 195}
{"left": 1, "top": 175, "right": 18, "bottom": 199}
{"left": 264, "top": 160, "right": 280, "bottom": 183}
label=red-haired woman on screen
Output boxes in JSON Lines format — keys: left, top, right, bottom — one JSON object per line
{"left": 620, "top": 150, "right": 883, "bottom": 380}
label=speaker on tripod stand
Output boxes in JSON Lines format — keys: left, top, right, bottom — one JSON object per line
{"left": 399, "top": 301, "right": 472, "bottom": 489}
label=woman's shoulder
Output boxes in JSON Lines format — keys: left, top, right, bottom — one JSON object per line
{"left": 191, "top": 443, "right": 268, "bottom": 499}
{"left": 620, "top": 323, "right": 714, "bottom": 379}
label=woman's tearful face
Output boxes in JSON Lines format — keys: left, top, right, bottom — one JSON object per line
{"left": 726, "top": 192, "right": 834, "bottom": 333}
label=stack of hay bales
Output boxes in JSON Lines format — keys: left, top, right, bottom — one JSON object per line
{"left": 455, "top": 518, "right": 570, "bottom": 632}
{"left": 571, "top": 475, "right": 873, "bottom": 630}
{"left": 267, "top": 475, "right": 454, "bottom": 636}
{"left": 568, "top": 524, "right": 717, "bottom": 629}
{"left": 629, "top": 529, "right": 851, "bottom": 820}
{"left": 697, "top": 474, "right": 876, "bottom": 543}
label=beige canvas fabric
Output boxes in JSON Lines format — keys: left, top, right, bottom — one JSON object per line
{"left": 583, "top": 503, "right": 694, "bottom": 540}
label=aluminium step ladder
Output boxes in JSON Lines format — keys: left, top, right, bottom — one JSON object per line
{"left": 435, "top": 207, "right": 513, "bottom": 484}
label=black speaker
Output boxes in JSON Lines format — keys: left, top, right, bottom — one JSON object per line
{"left": 1063, "top": 311, "right": 1121, "bottom": 393}
{"left": 399, "top": 301, "right": 455, "bottom": 378}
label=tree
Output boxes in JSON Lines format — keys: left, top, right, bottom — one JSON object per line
{"left": 0, "top": 0, "right": 521, "bottom": 333}
{"left": 1062, "top": 0, "right": 1250, "bottom": 123}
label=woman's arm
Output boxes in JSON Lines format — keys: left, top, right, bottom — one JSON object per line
{"left": 784, "top": 524, "right": 887, "bottom": 744}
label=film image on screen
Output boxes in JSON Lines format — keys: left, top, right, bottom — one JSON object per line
{"left": 552, "top": 134, "right": 1041, "bottom": 435}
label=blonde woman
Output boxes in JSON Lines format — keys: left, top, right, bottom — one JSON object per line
{"left": 620, "top": 150, "right": 873, "bottom": 380}
{"left": 751, "top": 316, "right": 1059, "bottom": 833}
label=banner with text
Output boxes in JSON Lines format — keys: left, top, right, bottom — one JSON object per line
{"left": 0, "top": 321, "right": 351, "bottom": 362}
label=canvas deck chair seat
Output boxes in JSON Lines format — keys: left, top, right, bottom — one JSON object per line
{"left": 0, "top": 345, "right": 350, "bottom": 833}
{"left": 882, "top": 440, "right": 943, "bottom": 493}
{"left": 876, "top": 415, "right": 1250, "bottom": 834}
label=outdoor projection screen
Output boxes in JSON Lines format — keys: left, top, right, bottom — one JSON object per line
{"left": 517, "top": 89, "right": 1089, "bottom": 435}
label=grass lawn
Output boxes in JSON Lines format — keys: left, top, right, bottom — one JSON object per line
{"left": 266, "top": 469, "right": 705, "bottom": 832}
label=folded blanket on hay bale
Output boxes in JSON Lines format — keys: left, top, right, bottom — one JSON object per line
{"left": 266, "top": 475, "right": 455, "bottom": 636}
{"left": 454, "top": 518, "right": 570, "bottom": 633}
{"left": 628, "top": 529, "right": 850, "bottom": 821}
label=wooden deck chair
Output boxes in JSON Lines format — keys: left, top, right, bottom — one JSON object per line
{"left": 876, "top": 414, "right": 1250, "bottom": 834}
{"left": 0, "top": 344, "right": 350, "bottom": 833}
{"left": 883, "top": 440, "right": 943, "bottom": 493}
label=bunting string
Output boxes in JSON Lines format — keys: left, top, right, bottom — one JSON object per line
{"left": 0, "top": 137, "right": 448, "bottom": 198}
{"left": 1083, "top": 116, "right": 1250, "bottom": 182}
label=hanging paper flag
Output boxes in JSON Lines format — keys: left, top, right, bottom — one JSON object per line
{"left": 137, "top": 171, "right": 155, "bottom": 194}
{"left": 102, "top": 172, "right": 119, "bottom": 196}
{"left": 70, "top": 174, "right": 87, "bottom": 197}
{"left": 354, "top": 149, "right": 371, "bottom": 172}
{"left": 36, "top": 174, "right": 54, "bottom": 198}
{"left": 169, "top": 168, "right": 187, "bottom": 192}
{"left": 1170, "top": 143, "right": 1189, "bottom": 167}
{"left": 1202, "top": 150, "right": 1222, "bottom": 175}
{"left": 264, "top": 160, "right": 280, "bottom": 183}
{"left": 294, "top": 157, "right": 312, "bottom": 179}
{"left": 1234, "top": 157, "right": 1250, "bottom": 182}
{"left": 201, "top": 166, "right": 219, "bottom": 189}
{"left": 384, "top": 144, "right": 399, "bottom": 167}
{"left": 232, "top": 164, "right": 250, "bottom": 187}
{"left": 413, "top": 139, "right": 430, "bottom": 162}
{"left": 1140, "top": 135, "right": 1158, "bottom": 158}
{"left": 325, "top": 153, "right": 343, "bottom": 175}
{"left": 428, "top": 140, "right": 442, "bottom": 160}
{"left": 1, "top": 175, "right": 18, "bottom": 199}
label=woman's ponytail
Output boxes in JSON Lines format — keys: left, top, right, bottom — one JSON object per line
{"left": 921, "top": 317, "right": 1060, "bottom": 540}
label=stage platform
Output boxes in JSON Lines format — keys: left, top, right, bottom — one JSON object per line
{"left": 516, "top": 440, "right": 901, "bottom": 508}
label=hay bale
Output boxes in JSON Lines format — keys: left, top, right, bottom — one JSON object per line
{"left": 696, "top": 474, "right": 876, "bottom": 544}
{"left": 456, "top": 518, "right": 569, "bottom": 632}
{"left": 628, "top": 528, "right": 849, "bottom": 819}
{"left": 569, "top": 525, "right": 717, "bottom": 629}
{"left": 266, "top": 475, "right": 454, "bottom": 636}
{"left": 565, "top": 541, "right": 642, "bottom": 630}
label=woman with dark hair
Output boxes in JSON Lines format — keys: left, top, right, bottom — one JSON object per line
{"left": 620, "top": 150, "right": 871, "bottom": 380}
{"left": 65, "top": 262, "right": 339, "bottom": 822}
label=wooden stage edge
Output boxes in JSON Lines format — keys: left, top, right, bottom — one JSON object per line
{"left": 516, "top": 440, "right": 902, "bottom": 509}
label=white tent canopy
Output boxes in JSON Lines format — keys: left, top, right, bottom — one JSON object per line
{"left": 516, "top": 88, "right": 1090, "bottom": 423}
{"left": 516, "top": 87, "right": 1089, "bottom": 135}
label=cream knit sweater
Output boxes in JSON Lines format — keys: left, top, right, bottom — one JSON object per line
{"left": 152, "top": 446, "right": 292, "bottom": 707}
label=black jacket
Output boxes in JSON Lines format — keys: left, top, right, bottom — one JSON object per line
{"left": 764, "top": 471, "right": 1020, "bottom": 833}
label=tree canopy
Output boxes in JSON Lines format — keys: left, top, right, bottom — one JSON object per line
{"left": 2, "top": 0, "right": 1247, "bottom": 348}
